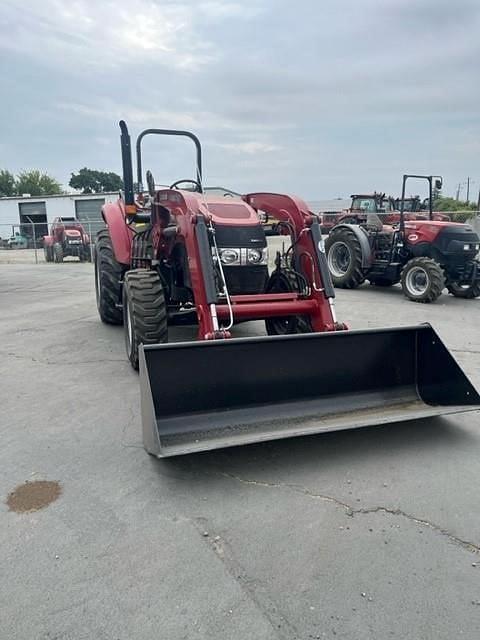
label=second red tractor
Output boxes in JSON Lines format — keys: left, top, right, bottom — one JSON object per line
{"left": 43, "top": 217, "right": 91, "bottom": 263}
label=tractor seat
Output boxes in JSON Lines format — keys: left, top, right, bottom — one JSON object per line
{"left": 365, "top": 213, "right": 383, "bottom": 232}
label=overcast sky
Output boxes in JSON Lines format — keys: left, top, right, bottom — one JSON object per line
{"left": 1, "top": 0, "right": 479, "bottom": 200}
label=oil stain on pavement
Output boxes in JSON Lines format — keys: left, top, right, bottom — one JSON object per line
{"left": 6, "top": 480, "right": 62, "bottom": 513}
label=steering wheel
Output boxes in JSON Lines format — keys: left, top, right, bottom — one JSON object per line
{"left": 169, "top": 179, "right": 202, "bottom": 193}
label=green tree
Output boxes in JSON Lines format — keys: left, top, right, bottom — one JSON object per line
{"left": 69, "top": 168, "right": 123, "bottom": 194}
{"left": 16, "top": 170, "right": 62, "bottom": 196}
{"left": 433, "top": 195, "right": 476, "bottom": 212}
{"left": 0, "top": 169, "right": 16, "bottom": 197}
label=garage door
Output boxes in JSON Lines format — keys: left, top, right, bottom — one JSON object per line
{"left": 18, "top": 201, "right": 48, "bottom": 243}
{"left": 75, "top": 199, "right": 106, "bottom": 239}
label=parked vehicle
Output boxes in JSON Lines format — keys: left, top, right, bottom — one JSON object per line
{"left": 43, "top": 217, "right": 91, "bottom": 262}
{"left": 7, "top": 232, "right": 29, "bottom": 249}
{"left": 326, "top": 175, "right": 480, "bottom": 302}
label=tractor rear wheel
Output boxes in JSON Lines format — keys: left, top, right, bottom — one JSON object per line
{"left": 53, "top": 243, "right": 64, "bottom": 263}
{"left": 400, "top": 257, "right": 445, "bottom": 303}
{"left": 264, "top": 269, "right": 312, "bottom": 335}
{"left": 123, "top": 269, "right": 168, "bottom": 370}
{"left": 325, "top": 227, "right": 365, "bottom": 288}
{"left": 447, "top": 281, "right": 480, "bottom": 299}
{"left": 95, "top": 229, "right": 124, "bottom": 325}
{"left": 79, "top": 247, "right": 91, "bottom": 262}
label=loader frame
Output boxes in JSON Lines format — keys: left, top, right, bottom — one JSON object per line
{"left": 105, "top": 121, "right": 344, "bottom": 340}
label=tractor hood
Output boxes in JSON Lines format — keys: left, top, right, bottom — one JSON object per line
{"left": 198, "top": 196, "right": 261, "bottom": 227}
{"left": 156, "top": 189, "right": 262, "bottom": 227}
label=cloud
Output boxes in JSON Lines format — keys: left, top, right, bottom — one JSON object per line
{"left": 0, "top": 0, "right": 479, "bottom": 198}
{"left": 0, "top": 0, "right": 214, "bottom": 70}
{"left": 219, "top": 142, "right": 280, "bottom": 154}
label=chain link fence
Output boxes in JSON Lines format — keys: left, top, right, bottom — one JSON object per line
{"left": 0, "top": 220, "right": 105, "bottom": 264}
{"left": 1, "top": 212, "right": 479, "bottom": 265}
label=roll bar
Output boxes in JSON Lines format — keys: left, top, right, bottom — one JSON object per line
{"left": 118, "top": 120, "right": 203, "bottom": 202}
{"left": 399, "top": 174, "right": 443, "bottom": 233}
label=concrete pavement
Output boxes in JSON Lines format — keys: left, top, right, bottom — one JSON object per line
{"left": 1, "top": 263, "right": 479, "bottom": 639}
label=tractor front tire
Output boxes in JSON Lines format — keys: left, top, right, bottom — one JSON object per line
{"left": 447, "top": 281, "right": 480, "bottom": 299}
{"left": 123, "top": 269, "right": 168, "bottom": 371}
{"left": 325, "top": 227, "right": 365, "bottom": 288}
{"left": 95, "top": 229, "right": 124, "bottom": 325}
{"left": 44, "top": 246, "right": 53, "bottom": 262}
{"left": 400, "top": 257, "right": 445, "bottom": 303}
{"left": 53, "top": 243, "right": 64, "bottom": 263}
{"left": 264, "top": 269, "right": 313, "bottom": 335}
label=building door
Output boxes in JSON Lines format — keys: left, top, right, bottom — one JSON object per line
{"left": 18, "top": 202, "right": 48, "bottom": 244}
{"left": 75, "top": 199, "right": 105, "bottom": 240}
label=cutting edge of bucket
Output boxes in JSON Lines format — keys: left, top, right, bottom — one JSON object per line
{"left": 139, "top": 324, "right": 480, "bottom": 457}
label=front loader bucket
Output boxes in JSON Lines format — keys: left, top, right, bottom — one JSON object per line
{"left": 140, "top": 325, "right": 480, "bottom": 457}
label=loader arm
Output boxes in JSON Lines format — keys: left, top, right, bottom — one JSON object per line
{"left": 244, "top": 193, "right": 340, "bottom": 331}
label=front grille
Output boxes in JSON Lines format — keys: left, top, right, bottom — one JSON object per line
{"left": 214, "top": 224, "right": 267, "bottom": 249}
{"left": 224, "top": 266, "right": 268, "bottom": 295}
{"left": 434, "top": 226, "right": 479, "bottom": 254}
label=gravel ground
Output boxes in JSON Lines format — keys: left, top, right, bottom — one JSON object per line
{"left": 0, "top": 263, "right": 479, "bottom": 640}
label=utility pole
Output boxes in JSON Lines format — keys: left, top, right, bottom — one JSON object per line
{"left": 466, "top": 177, "right": 470, "bottom": 203}
{"left": 455, "top": 183, "right": 461, "bottom": 200}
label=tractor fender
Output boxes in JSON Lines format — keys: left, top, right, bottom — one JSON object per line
{"left": 102, "top": 201, "right": 132, "bottom": 265}
{"left": 333, "top": 223, "right": 372, "bottom": 268}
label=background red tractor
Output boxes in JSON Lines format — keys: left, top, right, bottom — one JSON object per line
{"left": 326, "top": 175, "right": 480, "bottom": 302}
{"left": 320, "top": 191, "right": 450, "bottom": 234}
{"left": 43, "top": 217, "right": 91, "bottom": 263}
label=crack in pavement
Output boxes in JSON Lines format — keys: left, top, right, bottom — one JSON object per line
{"left": 221, "top": 472, "right": 480, "bottom": 554}
{"left": 192, "top": 517, "right": 300, "bottom": 640}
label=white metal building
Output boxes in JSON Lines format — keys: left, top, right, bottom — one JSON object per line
{"left": 0, "top": 192, "right": 118, "bottom": 242}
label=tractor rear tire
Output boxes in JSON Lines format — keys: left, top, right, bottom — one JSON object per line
{"left": 325, "top": 227, "right": 365, "bottom": 288}
{"left": 264, "top": 269, "right": 313, "bottom": 335}
{"left": 123, "top": 269, "right": 168, "bottom": 370}
{"left": 400, "top": 257, "right": 445, "bottom": 303}
{"left": 447, "top": 281, "right": 480, "bottom": 299}
{"left": 79, "top": 247, "right": 91, "bottom": 262}
{"left": 44, "top": 246, "right": 53, "bottom": 262}
{"left": 95, "top": 229, "right": 124, "bottom": 325}
{"left": 54, "top": 243, "right": 64, "bottom": 263}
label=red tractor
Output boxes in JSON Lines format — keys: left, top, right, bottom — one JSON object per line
{"left": 95, "top": 122, "right": 345, "bottom": 370}
{"left": 43, "top": 217, "right": 91, "bottom": 263}
{"left": 93, "top": 126, "right": 480, "bottom": 457}
{"left": 321, "top": 192, "right": 450, "bottom": 234}
{"left": 326, "top": 175, "right": 480, "bottom": 302}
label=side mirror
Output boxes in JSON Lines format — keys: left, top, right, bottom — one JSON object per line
{"left": 434, "top": 178, "right": 442, "bottom": 190}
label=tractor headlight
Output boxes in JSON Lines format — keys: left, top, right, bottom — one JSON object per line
{"left": 219, "top": 248, "right": 241, "bottom": 265}
{"left": 247, "top": 248, "right": 267, "bottom": 265}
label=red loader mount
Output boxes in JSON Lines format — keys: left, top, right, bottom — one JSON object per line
{"left": 44, "top": 217, "right": 92, "bottom": 263}
{"left": 326, "top": 175, "right": 480, "bottom": 302}
{"left": 94, "top": 123, "right": 480, "bottom": 457}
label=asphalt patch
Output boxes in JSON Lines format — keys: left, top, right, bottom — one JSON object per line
{"left": 6, "top": 480, "right": 62, "bottom": 513}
